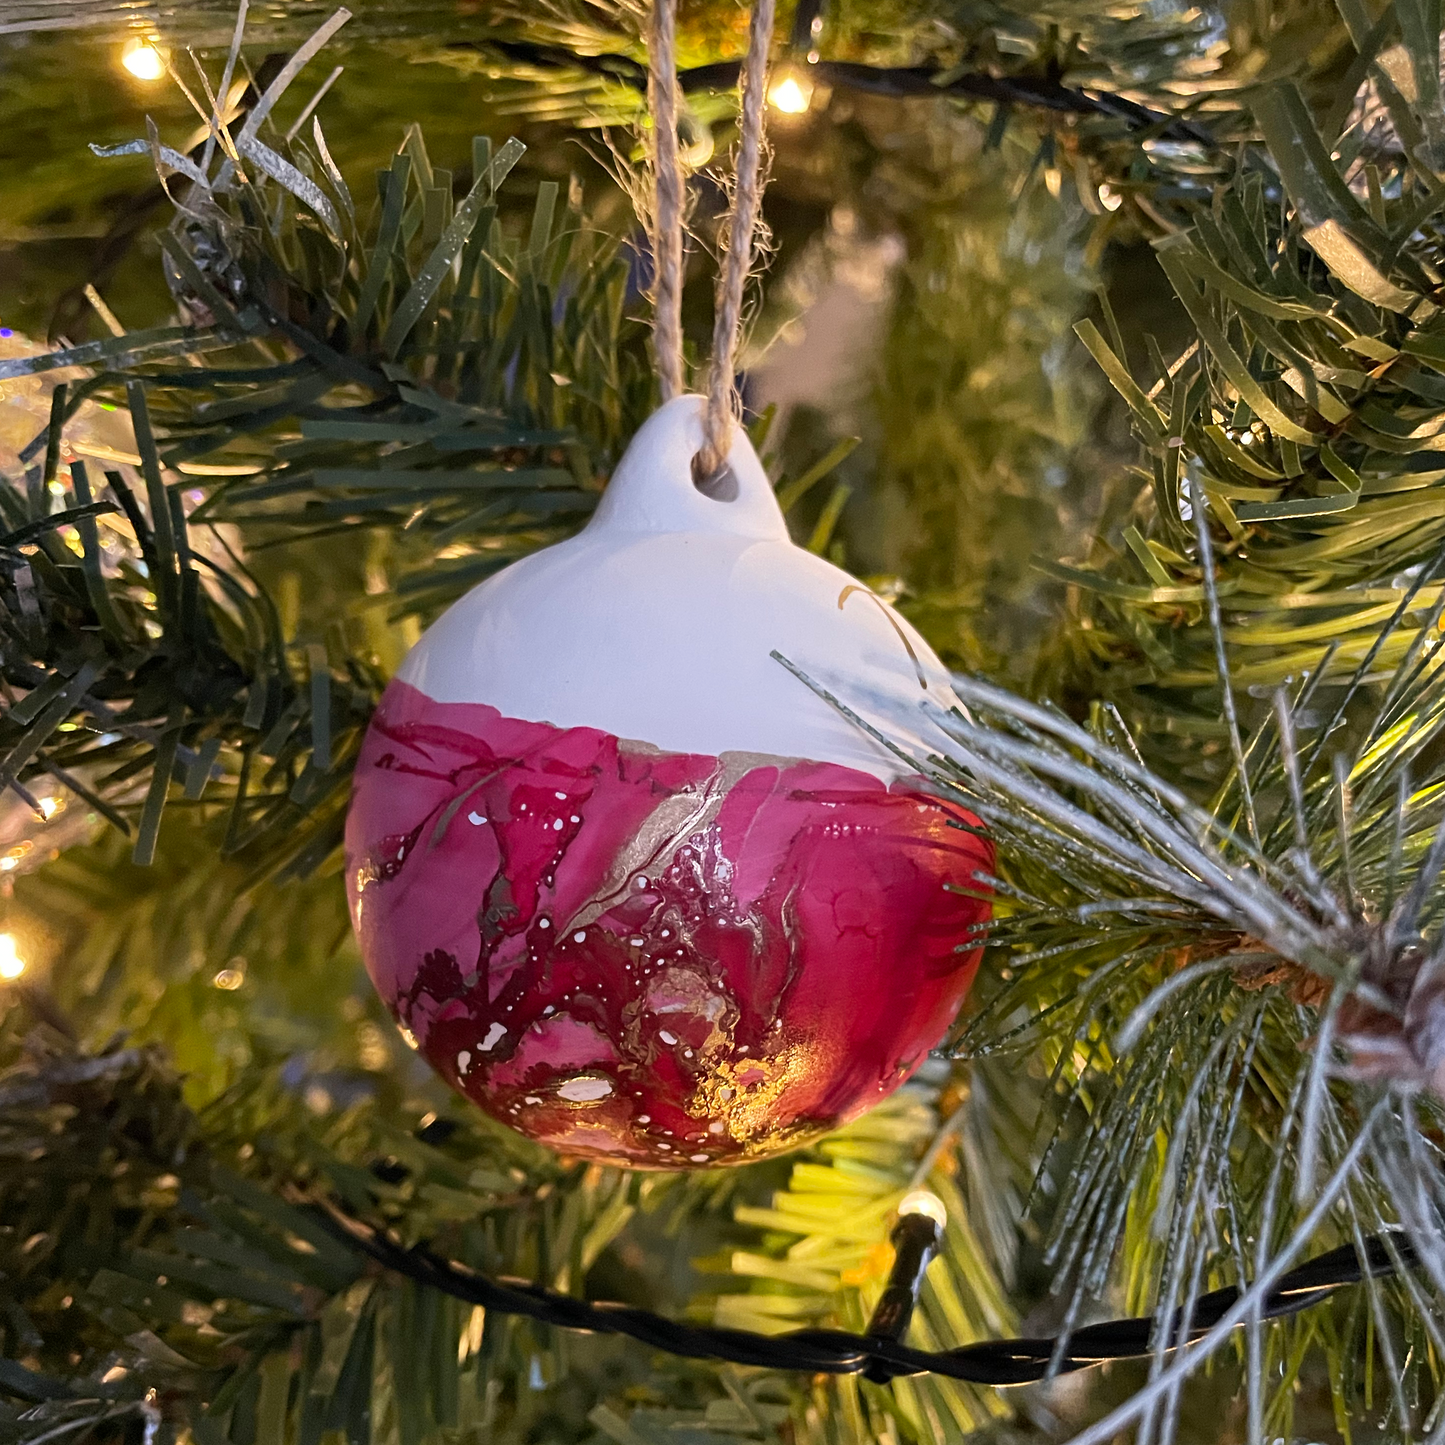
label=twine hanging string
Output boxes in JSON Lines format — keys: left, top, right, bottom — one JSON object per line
{"left": 647, "top": 0, "right": 777, "bottom": 483}
{"left": 647, "top": 0, "right": 685, "bottom": 403}
{"left": 696, "top": 0, "right": 775, "bottom": 484}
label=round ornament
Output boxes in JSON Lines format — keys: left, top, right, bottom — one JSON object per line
{"left": 345, "top": 396, "right": 993, "bottom": 1167}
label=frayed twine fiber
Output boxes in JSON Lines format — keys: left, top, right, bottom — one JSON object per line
{"left": 646, "top": 0, "right": 685, "bottom": 403}
{"left": 647, "top": 0, "right": 776, "bottom": 480}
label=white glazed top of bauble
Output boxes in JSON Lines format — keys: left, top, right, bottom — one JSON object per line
{"left": 396, "top": 394, "right": 959, "bottom": 782}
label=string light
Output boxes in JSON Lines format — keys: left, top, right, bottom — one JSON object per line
{"left": 896, "top": 1189, "right": 948, "bottom": 1229}
{"left": 121, "top": 39, "right": 168, "bottom": 82}
{"left": 0, "top": 934, "right": 25, "bottom": 981}
{"left": 316, "top": 1198, "right": 1415, "bottom": 1386}
{"left": 862, "top": 1190, "right": 947, "bottom": 1381}
{"left": 768, "top": 73, "right": 812, "bottom": 114}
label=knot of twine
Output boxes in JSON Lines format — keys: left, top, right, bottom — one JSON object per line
{"left": 647, "top": 0, "right": 776, "bottom": 485}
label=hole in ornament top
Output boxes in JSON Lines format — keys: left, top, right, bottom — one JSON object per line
{"left": 691, "top": 454, "right": 739, "bottom": 502}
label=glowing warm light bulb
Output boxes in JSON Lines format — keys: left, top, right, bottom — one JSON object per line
{"left": 38, "top": 797, "right": 58, "bottom": 820}
{"left": 0, "top": 934, "right": 25, "bottom": 981}
{"left": 121, "top": 39, "right": 167, "bottom": 82}
{"left": 768, "top": 74, "right": 812, "bottom": 115}
{"left": 897, "top": 1189, "right": 948, "bottom": 1229}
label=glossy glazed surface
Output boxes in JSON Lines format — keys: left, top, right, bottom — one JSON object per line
{"left": 394, "top": 396, "right": 963, "bottom": 782}
{"left": 346, "top": 681, "right": 994, "bottom": 1167}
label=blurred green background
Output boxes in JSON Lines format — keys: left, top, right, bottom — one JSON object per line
{"left": 0, "top": 0, "right": 1181, "bottom": 694}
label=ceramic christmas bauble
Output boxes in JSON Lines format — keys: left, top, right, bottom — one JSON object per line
{"left": 345, "top": 395, "right": 993, "bottom": 1168}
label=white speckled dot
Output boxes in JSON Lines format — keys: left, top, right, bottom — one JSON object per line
{"left": 524, "top": 1095, "right": 542, "bottom": 1105}
{"left": 557, "top": 1075, "right": 613, "bottom": 1102}
{"left": 553, "top": 818, "right": 564, "bottom": 831}
{"left": 467, "top": 811, "right": 488, "bottom": 826}
{"left": 659, "top": 1029, "right": 677, "bottom": 1045}
{"left": 573, "top": 931, "right": 586, "bottom": 943}
{"left": 708, "top": 1121, "right": 724, "bottom": 1133}
{"left": 570, "top": 815, "right": 580, "bottom": 823}
{"left": 479, "top": 1021, "right": 507, "bottom": 1052}
{"left": 690, "top": 1153, "right": 709, "bottom": 1163}
{"left": 457, "top": 1050, "right": 471, "bottom": 1073}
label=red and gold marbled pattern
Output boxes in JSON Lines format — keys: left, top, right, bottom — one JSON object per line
{"left": 346, "top": 681, "right": 993, "bottom": 1167}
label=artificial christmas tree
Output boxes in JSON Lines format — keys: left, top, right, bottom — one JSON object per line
{"left": 2, "top": 0, "right": 1445, "bottom": 1441}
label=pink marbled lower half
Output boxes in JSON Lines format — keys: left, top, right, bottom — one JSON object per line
{"left": 345, "top": 680, "right": 993, "bottom": 1167}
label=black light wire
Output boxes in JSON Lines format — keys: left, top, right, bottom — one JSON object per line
{"left": 310, "top": 1199, "right": 1415, "bottom": 1387}
{"left": 445, "top": 39, "right": 1219, "bottom": 148}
